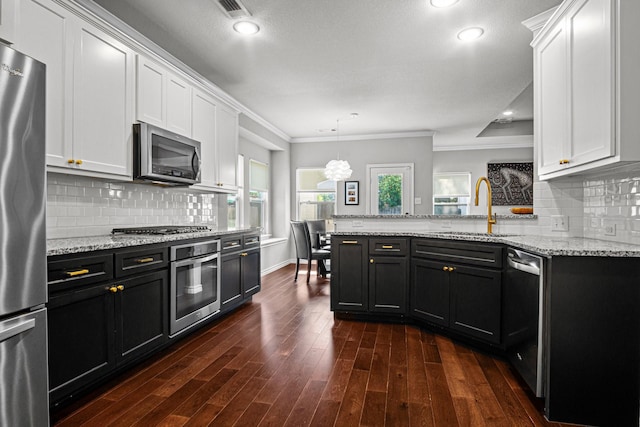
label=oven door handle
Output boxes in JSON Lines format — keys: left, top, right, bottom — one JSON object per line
{"left": 172, "top": 252, "right": 218, "bottom": 268}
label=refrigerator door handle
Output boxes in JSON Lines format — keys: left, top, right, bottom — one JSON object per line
{"left": 0, "top": 318, "right": 35, "bottom": 343}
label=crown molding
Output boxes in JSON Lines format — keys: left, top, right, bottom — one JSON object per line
{"left": 69, "top": 0, "right": 291, "bottom": 143}
{"left": 291, "top": 130, "right": 435, "bottom": 144}
{"left": 433, "top": 139, "right": 533, "bottom": 152}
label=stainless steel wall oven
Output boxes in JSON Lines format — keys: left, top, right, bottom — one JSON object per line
{"left": 170, "top": 239, "right": 220, "bottom": 336}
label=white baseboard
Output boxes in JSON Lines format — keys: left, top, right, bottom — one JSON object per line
{"left": 261, "top": 259, "right": 295, "bottom": 276}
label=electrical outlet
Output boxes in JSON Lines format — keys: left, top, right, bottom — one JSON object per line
{"left": 415, "top": 197, "right": 422, "bottom": 205}
{"left": 352, "top": 220, "right": 364, "bottom": 228}
{"left": 551, "top": 215, "right": 569, "bottom": 232}
{"left": 441, "top": 220, "right": 452, "bottom": 229}
{"left": 604, "top": 223, "right": 616, "bottom": 236}
{"left": 590, "top": 217, "right": 600, "bottom": 228}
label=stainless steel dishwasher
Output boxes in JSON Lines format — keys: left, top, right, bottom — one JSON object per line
{"left": 503, "top": 247, "right": 545, "bottom": 397}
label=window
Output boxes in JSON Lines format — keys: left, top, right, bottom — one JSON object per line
{"left": 296, "top": 168, "right": 336, "bottom": 226}
{"left": 367, "top": 164, "right": 414, "bottom": 215}
{"left": 249, "top": 159, "right": 268, "bottom": 234}
{"left": 433, "top": 172, "right": 471, "bottom": 215}
{"left": 227, "top": 155, "right": 244, "bottom": 229}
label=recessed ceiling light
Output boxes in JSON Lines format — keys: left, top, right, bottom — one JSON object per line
{"left": 502, "top": 110, "right": 514, "bottom": 116}
{"left": 233, "top": 21, "right": 260, "bottom": 35}
{"left": 430, "top": 0, "right": 459, "bottom": 8}
{"left": 457, "top": 27, "right": 484, "bottom": 41}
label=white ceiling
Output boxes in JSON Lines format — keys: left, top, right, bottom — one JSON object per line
{"left": 91, "top": 0, "right": 561, "bottom": 148}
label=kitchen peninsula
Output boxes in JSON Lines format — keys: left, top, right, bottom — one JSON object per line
{"left": 329, "top": 222, "right": 640, "bottom": 426}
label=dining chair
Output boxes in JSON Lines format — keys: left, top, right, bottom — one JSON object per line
{"left": 290, "top": 221, "right": 330, "bottom": 283}
{"left": 305, "top": 219, "right": 330, "bottom": 250}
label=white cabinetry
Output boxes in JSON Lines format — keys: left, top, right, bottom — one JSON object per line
{"left": 15, "top": 0, "right": 134, "bottom": 179}
{"left": 191, "top": 89, "right": 217, "bottom": 189}
{"left": 0, "top": 0, "right": 16, "bottom": 43}
{"left": 215, "top": 103, "right": 239, "bottom": 192}
{"left": 533, "top": 0, "right": 640, "bottom": 180}
{"left": 136, "top": 56, "right": 192, "bottom": 137}
{"left": 191, "top": 90, "right": 239, "bottom": 193}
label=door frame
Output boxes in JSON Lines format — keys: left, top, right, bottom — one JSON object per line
{"left": 366, "top": 163, "right": 415, "bottom": 215}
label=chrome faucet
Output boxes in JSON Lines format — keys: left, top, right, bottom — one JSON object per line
{"left": 474, "top": 176, "right": 496, "bottom": 234}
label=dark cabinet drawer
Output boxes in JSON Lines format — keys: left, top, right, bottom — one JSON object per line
{"left": 412, "top": 239, "right": 503, "bottom": 269}
{"left": 369, "top": 238, "right": 408, "bottom": 256}
{"left": 221, "top": 235, "right": 243, "bottom": 252}
{"left": 114, "top": 246, "right": 168, "bottom": 278}
{"left": 243, "top": 233, "right": 260, "bottom": 248}
{"left": 48, "top": 254, "right": 114, "bottom": 292}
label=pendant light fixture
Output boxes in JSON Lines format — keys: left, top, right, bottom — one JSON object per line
{"left": 324, "top": 113, "right": 357, "bottom": 181}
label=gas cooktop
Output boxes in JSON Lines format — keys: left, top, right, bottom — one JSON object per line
{"left": 111, "top": 225, "right": 211, "bottom": 235}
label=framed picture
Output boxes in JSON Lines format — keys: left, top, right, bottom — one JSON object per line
{"left": 345, "top": 180, "right": 359, "bottom": 205}
{"left": 487, "top": 162, "right": 534, "bottom": 206}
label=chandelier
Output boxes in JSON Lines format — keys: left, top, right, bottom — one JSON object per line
{"left": 324, "top": 113, "right": 357, "bottom": 181}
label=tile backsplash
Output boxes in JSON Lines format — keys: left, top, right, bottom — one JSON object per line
{"left": 582, "top": 168, "right": 640, "bottom": 245}
{"left": 47, "top": 173, "right": 218, "bottom": 239}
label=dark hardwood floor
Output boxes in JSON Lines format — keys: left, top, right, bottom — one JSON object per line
{"left": 52, "top": 263, "right": 573, "bottom": 426}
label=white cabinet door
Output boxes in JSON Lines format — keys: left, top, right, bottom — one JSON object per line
{"left": 165, "top": 73, "right": 192, "bottom": 137}
{"left": 136, "top": 55, "right": 165, "bottom": 127}
{"left": 0, "top": 0, "right": 17, "bottom": 43}
{"left": 136, "top": 55, "right": 192, "bottom": 137}
{"left": 14, "top": 0, "right": 74, "bottom": 169}
{"left": 567, "top": 0, "right": 614, "bottom": 166}
{"left": 536, "top": 21, "right": 568, "bottom": 176}
{"left": 191, "top": 89, "right": 217, "bottom": 189}
{"left": 72, "top": 23, "right": 134, "bottom": 178}
{"left": 534, "top": 0, "right": 618, "bottom": 179}
{"left": 216, "top": 104, "right": 238, "bottom": 191}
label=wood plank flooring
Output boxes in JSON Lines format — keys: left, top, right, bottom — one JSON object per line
{"left": 52, "top": 263, "right": 574, "bottom": 426}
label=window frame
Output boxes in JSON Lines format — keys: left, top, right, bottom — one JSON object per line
{"left": 432, "top": 172, "right": 472, "bottom": 215}
{"left": 295, "top": 167, "right": 337, "bottom": 222}
{"left": 249, "top": 158, "right": 269, "bottom": 236}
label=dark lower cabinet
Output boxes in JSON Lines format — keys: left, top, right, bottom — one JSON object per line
{"left": 369, "top": 255, "right": 407, "bottom": 314}
{"left": 331, "top": 236, "right": 408, "bottom": 314}
{"left": 331, "top": 237, "right": 368, "bottom": 312}
{"left": 449, "top": 264, "right": 501, "bottom": 344}
{"left": 411, "top": 257, "right": 501, "bottom": 344}
{"left": 48, "top": 282, "right": 115, "bottom": 406}
{"left": 48, "top": 270, "right": 168, "bottom": 407}
{"left": 411, "top": 259, "right": 450, "bottom": 327}
{"left": 220, "top": 232, "right": 261, "bottom": 312}
{"left": 116, "top": 270, "right": 168, "bottom": 363}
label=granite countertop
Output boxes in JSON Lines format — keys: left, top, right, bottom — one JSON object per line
{"left": 47, "top": 227, "right": 256, "bottom": 256}
{"left": 331, "top": 231, "right": 640, "bottom": 257}
{"left": 333, "top": 214, "right": 537, "bottom": 220}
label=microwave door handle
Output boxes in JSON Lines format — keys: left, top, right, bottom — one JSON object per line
{"left": 192, "top": 150, "right": 201, "bottom": 180}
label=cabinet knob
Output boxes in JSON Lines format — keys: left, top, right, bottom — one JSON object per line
{"left": 559, "top": 159, "right": 570, "bottom": 165}
{"left": 67, "top": 159, "right": 74, "bottom": 164}
{"left": 241, "top": 252, "right": 248, "bottom": 257}
{"left": 75, "top": 159, "right": 83, "bottom": 165}
{"left": 448, "top": 267, "right": 455, "bottom": 272}
{"left": 442, "top": 266, "right": 448, "bottom": 271}
{"left": 370, "top": 259, "right": 374, "bottom": 264}
{"left": 117, "top": 285, "right": 125, "bottom": 291}
{"left": 108, "top": 286, "right": 118, "bottom": 293}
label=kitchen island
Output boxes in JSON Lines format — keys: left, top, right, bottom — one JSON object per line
{"left": 330, "top": 230, "right": 640, "bottom": 426}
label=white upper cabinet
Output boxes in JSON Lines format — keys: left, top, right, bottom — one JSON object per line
{"left": 191, "top": 88, "right": 217, "bottom": 189}
{"left": 72, "top": 24, "right": 134, "bottom": 178}
{"left": 15, "top": 0, "right": 134, "bottom": 179}
{"left": 136, "top": 56, "right": 192, "bottom": 137}
{"left": 533, "top": 0, "right": 640, "bottom": 180}
{"left": 191, "top": 90, "right": 239, "bottom": 193}
{"left": 215, "top": 103, "right": 239, "bottom": 192}
{"left": 0, "top": 0, "right": 17, "bottom": 43}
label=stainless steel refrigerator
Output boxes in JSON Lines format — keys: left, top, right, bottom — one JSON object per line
{"left": 0, "top": 43, "right": 49, "bottom": 426}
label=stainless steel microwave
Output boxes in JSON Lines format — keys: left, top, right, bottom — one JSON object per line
{"left": 133, "top": 122, "right": 202, "bottom": 186}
